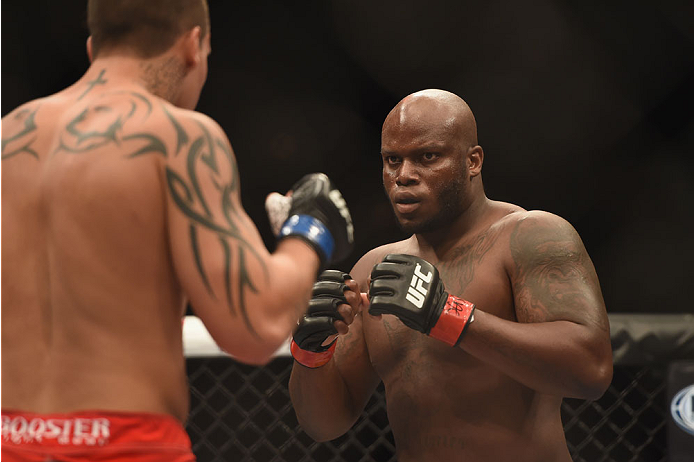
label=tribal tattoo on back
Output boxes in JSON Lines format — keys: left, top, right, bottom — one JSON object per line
{"left": 1, "top": 106, "right": 40, "bottom": 160}
{"left": 164, "top": 117, "right": 268, "bottom": 337}
{"left": 2, "top": 70, "right": 267, "bottom": 335}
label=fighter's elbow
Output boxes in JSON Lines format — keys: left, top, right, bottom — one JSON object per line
{"left": 311, "top": 431, "right": 344, "bottom": 443}
{"left": 577, "top": 353, "right": 613, "bottom": 400}
{"left": 211, "top": 334, "right": 275, "bottom": 365}
{"left": 296, "top": 415, "right": 349, "bottom": 443}
{"left": 300, "top": 425, "right": 335, "bottom": 443}
{"left": 237, "top": 331, "right": 289, "bottom": 366}
{"left": 234, "top": 350, "right": 275, "bottom": 366}
{"left": 212, "top": 322, "right": 290, "bottom": 366}
{"left": 255, "top": 318, "right": 294, "bottom": 351}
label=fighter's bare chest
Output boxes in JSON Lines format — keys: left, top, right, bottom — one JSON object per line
{"left": 363, "top": 233, "right": 515, "bottom": 378}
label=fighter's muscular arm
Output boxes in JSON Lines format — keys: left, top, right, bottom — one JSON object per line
{"left": 288, "top": 251, "right": 381, "bottom": 441}
{"left": 164, "top": 111, "right": 320, "bottom": 365}
{"left": 461, "top": 211, "right": 613, "bottom": 399}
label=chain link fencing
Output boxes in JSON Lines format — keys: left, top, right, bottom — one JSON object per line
{"left": 184, "top": 314, "right": 694, "bottom": 461}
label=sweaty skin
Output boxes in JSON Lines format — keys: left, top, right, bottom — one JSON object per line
{"left": 2, "top": 30, "right": 320, "bottom": 423}
{"left": 289, "top": 89, "right": 612, "bottom": 462}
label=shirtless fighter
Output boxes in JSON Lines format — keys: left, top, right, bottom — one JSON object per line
{"left": 288, "top": 89, "right": 613, "bottom": 461}
{"left": 1, "top": 1, "right": 354, "bottom": 460}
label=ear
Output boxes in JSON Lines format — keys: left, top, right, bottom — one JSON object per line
{"left": 467, "top": 145, "right": 484, "bottom": 178}
{"left": 182, "top": 26, "right": 203, "bottom": 69}
{"left": 86, "top": 36, "right": 94, "bottom": 63}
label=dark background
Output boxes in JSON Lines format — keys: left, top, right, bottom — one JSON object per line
{"left": 3, "top": 0, "right": 693, "bottom": 314}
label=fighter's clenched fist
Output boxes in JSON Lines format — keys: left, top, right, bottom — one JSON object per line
{"left": 291, "top": 270, "right": 361, "bottom": 368}
{"left": 369, "top": 254, "right": 475, "bottom": 347}
{"left": 288, "top": 90, "right": 612, "bottom": 459}
{"left": 275, "top": 173, "right": 355, "bottom": 269}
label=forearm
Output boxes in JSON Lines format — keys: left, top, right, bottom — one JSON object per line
{"left": 288, "top": 360, "right": 360, "bottom": 441}
{"left": 246, "top": 239, "right": 320, "bottom": 346}
{"left": 193, "top": 236, "right": 319, "bottom": 365}
{"left": 460, "top": 310, "right": 613, "bottom": 399}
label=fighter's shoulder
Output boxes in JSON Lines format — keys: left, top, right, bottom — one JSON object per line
{"left": 498, "top": 209, "right": 587, "bottom": 269}
{"left": 500, "top": 209, "right": 579, "bottom": 237}
{"left": 153, "top": 102, "right": 234, "bottom": 162}
{"left": 157, "top": 102, "right": 228, "bottom": 141}
{"left": 349, "top": 239, "right": 414, "bottom": 285}
{"left": 1, "top": 98, "right": 46, "bottom": 126}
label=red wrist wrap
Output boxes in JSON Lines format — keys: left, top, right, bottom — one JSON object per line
{"left": 428, "top": 295, "right": 476, "bottom": 347}
{"left": 290, "top": 339, "right": 337, "bottom": 368}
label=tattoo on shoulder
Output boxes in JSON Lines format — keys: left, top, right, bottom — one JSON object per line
{"left": 164, "top": 119, "right": 268, "bottom": 337}
{"left": 49, "top": 87, "right": 268, "bottom": 335}
{"left": 53, "top": 91, "right": 166, "bottom": 158}
{"left": 2, "top": 105, "right": 40, "bottom": 161}
{"left": 510, "top": 217, "right": 605, "bottom": 328}
{"left": 162, "top": 105, "right": 189, "bottom": 156}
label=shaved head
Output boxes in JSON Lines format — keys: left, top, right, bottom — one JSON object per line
{"left": 380, "top": 89, "right": 485, "bottom": 235}
{"left": 384, "top": 89, "right": 478, "bottom": 150}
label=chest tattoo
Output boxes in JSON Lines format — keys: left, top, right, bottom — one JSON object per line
{"left": 435, "top": 226, "right": 503, "bottom": 294}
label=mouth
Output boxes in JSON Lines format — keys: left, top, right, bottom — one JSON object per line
{"left": 392, "top": 194, "right": 422, "bottom": 214}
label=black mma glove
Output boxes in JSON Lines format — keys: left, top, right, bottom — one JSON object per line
{"left": 277, "top": 173, "right": 354, "bottom": 268}
{"left": 291, "top": 270, "right": 352, "bottom": 368}
{"left": 369, "top": 254, "right": 476, "bottom": 347}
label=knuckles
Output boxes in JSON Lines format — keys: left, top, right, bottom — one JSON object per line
{"left": 305, "top": 271, "right": 367, "bottom": 343}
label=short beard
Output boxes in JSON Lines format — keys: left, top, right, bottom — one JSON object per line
{"left": 395, "top": 177, "right": 467, "bottom": 235}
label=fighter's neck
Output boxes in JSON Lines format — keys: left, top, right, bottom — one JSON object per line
{"left": 414, "top": 193, "right": 493, "bottom": 257}
{"left": 77, "top": 56, "right": 182, "bottom": 103}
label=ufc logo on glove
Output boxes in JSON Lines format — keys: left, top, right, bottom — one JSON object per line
{"left": 406, "top": 264, "right": 432, "bottom": 309}
{"left": 369, "top": 254, "right": 476, "bottom": 347}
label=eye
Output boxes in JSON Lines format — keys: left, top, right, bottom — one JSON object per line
{"left": 422, "top": 152, "right": 438, "bottom": 161}
{"left": 384, "top": 155, "right": 401, "bottom": 165}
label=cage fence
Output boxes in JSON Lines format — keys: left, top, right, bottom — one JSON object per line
{"left": 183, "top": 314, "right": 694, "bottom": 462}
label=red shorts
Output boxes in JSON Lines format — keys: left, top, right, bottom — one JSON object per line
{"left": 1, "top": 410, "right": 196, "bottom": 462}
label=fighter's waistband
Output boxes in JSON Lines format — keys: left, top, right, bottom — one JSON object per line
{"left": 1, "top": 409, "right": 192, "bottom": 453}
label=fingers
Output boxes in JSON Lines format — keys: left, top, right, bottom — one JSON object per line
{"left": 333, "top": 290, "right": 372, "bottom": 330}
{"left": 336, "top": 288, "right": 361, "bottom": 325}
{"left": 326, "top": 275, "right": 373, "bottom": 337}
{"left": 343, "top": 283, "right": 360, "bottom": 305}
{"left": 343, "top": 278, "right": 362, "bottom": 297}
{"left": 333, "top": 283, "right": 369, "bottom": 335}
{"left": 370, "top": 262, "right": 403, "bottom": 280}
{"left": 360, "top": 292, "right": 372, "bottom": 311}
{"left": 333, "top": 321, "right": 349, "bottom": 336}
{"left": 321, "top": 333, "right": 339, "bottom": 346}
{"left": 265, "top": 192, "right": 291, "bottom": 236}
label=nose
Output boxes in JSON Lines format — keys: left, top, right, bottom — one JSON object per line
{"left": 395, "top": 159, "right": 419, "bottom": 187}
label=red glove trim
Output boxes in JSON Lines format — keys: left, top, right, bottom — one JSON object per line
{"left": 429, "top": 295, "right": 475, "bottom": 347}
{"left": 290, "top": 339, "right": 337, "bottom": 368}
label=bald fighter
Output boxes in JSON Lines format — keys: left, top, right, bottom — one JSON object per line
{"left": 1, "top": 1, "right": 353, "bottom": 461}
{"left": 288, "top": 89, "right": 612, "bottom": 461}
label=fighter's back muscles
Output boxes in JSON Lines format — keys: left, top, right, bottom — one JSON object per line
{"left": 1, "top": 89, "right": 199, "bottom": 417}
{"left": 288, "top": 247, "right": 387, "bottom": 441}
{"left": 2, "top": 82, "right": 319, "bottom": 422}
{"left": 2, "top": 100, "right": 50, "bottom": 412}
{"left": 10, "top": 87, "right": 321, "bottom": 366}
